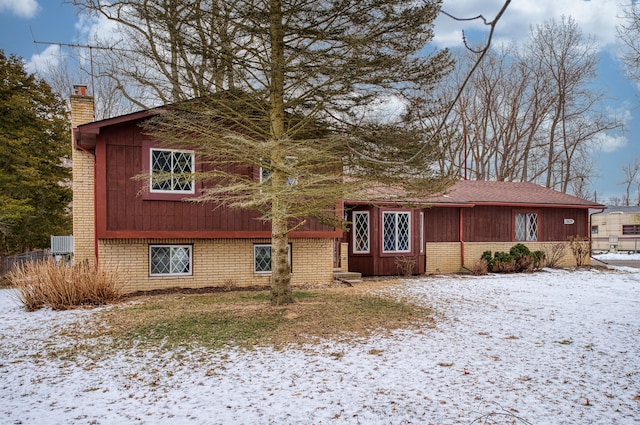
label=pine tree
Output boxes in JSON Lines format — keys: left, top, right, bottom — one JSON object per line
{"left": 73, "top": 0, "right": 454, "bottom": 304}
{"left": 0, "top": 50, "right": 72, "bottom": 255}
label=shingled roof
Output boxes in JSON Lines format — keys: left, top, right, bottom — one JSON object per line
{"left": 428, "top": 180, "right": 603, "bottom": 208}
{"left": 347, "top": 180, "right": 604, "bottom": 209}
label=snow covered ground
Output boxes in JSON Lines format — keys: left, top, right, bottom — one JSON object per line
{"left": 595, "top": 252, "right": 640, "bottom": 261}
{"left": 1, "top": 265, "right": 639, "bottom": 424}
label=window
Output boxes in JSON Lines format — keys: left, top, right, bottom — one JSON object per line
{"left": 150, "top": 148, "right": 194, "bottom": 193}
{"left": 352, "top": 211, "right": 370, "bottom": 253}
{"left": 515, "top": 212, "right": 538, "bottom": 241}
{"left": 622, "top": 224, "right": 640, "bottom": 235}
{"left": 254, "top": 244, "right": 292, "bottom": 273}
{"left": 149, "top": 245, "right": 192, "bottom": 276}
{"left": 382, "top": 211, "right": 411, "bottom": 253}
{"left": 259, "top": 156, "right": 297, "bottom": 187}
{"left": 591, "top": 225, "right": 599, "bottom": 234}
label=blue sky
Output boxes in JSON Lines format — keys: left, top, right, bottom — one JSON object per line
{"left": 0, "top": 0, "right": 638, "bottom": 202}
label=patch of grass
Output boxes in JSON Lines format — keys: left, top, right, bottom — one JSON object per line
{"left": 71, "top": 286, "right": 433, "bottom": 355}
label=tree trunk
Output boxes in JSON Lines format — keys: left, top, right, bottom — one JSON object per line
{"left": 268, "top": 0, "right": 294, "bottom": 305}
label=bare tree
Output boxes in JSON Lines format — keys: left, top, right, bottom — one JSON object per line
{"left": 622, "top": 158, "right": 640, "bottom": 206}
{"left": 617, "top": 2, "right": 640, "bottom": 84}
{"left": 39, "top": 53, "right": 136, "bottom": 120}
{"left": 439, "top": 16, "right": 620, "bottom": 195}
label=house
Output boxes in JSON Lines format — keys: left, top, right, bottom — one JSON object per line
{"left": 342, "top": 180, "right": 604, "bottom": 275}
{"left": 591, "top": 206, "right": 640, "bottom": 253}
{"left": 70, "top": 88, "right": 604, "bottom": 292}
{"left": 70, "top": 87, "right": 340, "bottom": 292}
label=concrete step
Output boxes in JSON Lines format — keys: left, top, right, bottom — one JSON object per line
{"left": 333, "top": 271, "right": 363, "bottom": 284}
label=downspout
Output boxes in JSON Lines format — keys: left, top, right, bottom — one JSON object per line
{"left": 73, "top": 136, "right": 99, "bottom": 268}
{"left": 459, "top": 208, "right": 467, "bottom": 271}
{"left": 589, "top": 207, "right": 606, "bottom": 266}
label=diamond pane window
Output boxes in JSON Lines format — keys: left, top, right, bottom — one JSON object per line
{"left": 254, "top": 244, "right": 292, "bottom": 273}
{"left": 254, "top": 245, "right": 272, "bottom": 272}
{"left": 515, "top": 213, "right": 538, "bottom": 241}
{"left": 382, "top": 212, "right": 411, "bottom": 253}
{"left": 150, "top": 245, "right": 192, "bottom": 276}
{"left": 150, "top": 148, "right": 194, "bottom": 193}
{"left": 353, "top": 211, "right": 370, "bottom": 253}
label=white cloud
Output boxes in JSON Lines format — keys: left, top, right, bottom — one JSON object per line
{"left": 25, "top": 44, "right": 60, "bottom": 75}
{"left": 0, "top": 0, "right": 40, "bottom": 18}
{"left": 75, "top": 11, "right": 123, "bottom": 45}
{"left": 595, "top": 133, "right": 628, "bottom": 153}
{"left": 434, "top": 0, "right": 624, "bottom": 52}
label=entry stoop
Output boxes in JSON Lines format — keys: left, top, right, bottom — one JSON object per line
{"left": 333, "top": 271, "right": 362, "bottom": 284}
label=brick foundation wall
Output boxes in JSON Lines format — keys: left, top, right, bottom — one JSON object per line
{"left": 425, "top": 241, "right": 587, "bottom": 274}
{"left": 99, "top": 238, "right": 335, "bottom": 293}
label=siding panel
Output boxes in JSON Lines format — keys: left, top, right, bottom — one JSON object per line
{"left": 102, "top": 123, "right": 335, "bottom": 236}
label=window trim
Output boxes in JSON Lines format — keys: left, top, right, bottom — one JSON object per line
{"left": 419, "top": 211, "right": 424, "bottom": 253}
{"left": 253, "top": 243, "right": 292, "bottom": 274}
{"left": 352, "top": 211, "right": 370, "bottom": 254}
{"left": 149, "top": 244, "right": 193, "bottom": 277}
{"left": 149, "top": 147, "right": 195, "bottom": 195}
{"left": 382, "top": 211, "right": 412, "bottom": 254}
{"left": 514, "top": 211, "right": 539, "bottom": 242}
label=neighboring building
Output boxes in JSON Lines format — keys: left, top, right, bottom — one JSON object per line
{"left": 591, "top": 206, "right": 640, "bottom": 252}
{"left": 343, "top": 180, "right": 603, "bottom": 275}
{"left": 70, "top": 89, "right": 604, "bottom": 291}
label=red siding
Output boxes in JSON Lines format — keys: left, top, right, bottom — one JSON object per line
{"left": 344, "top": 204, "right": 591, "bottom": 276}
{"left": 425, "top": 207, "right": 459, "bottom": 242}
{"left": 97, "top": 122, "right": 338, "bottom": 238}
{"left": 344, "top": 206, "right": 425, "bottom": 276}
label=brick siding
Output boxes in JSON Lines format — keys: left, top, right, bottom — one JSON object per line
{"left": 70, "top": 94, "right": 96, "bottom": 267}
{"left": 425, "top": 241, "right": 586, "bottom": 274}
{"left": 99, "top": 238, "right": 335, "bottom": 293}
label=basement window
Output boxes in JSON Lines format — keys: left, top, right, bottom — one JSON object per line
{"left": 254, "top": 243, "right": 292, "bottom": 273}
{"left": 149, "top": 245, "right": 192, "bottom": 276}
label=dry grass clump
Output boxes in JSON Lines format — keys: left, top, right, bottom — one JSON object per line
{"left": 470, "top": 258, "right": 489, "bottom": 275}
{"left": 395, "top": 256, "right": 416, "bottom": 276}
{"left": 7, "top": 259, "right": 124, "bottom": 311}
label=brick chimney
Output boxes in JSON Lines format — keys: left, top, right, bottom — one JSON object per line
{"left": 70, "top": 85, "right": 95, "bottom": 127}
{"left": 70, "top": 85, "right": 96, "bottom": 267}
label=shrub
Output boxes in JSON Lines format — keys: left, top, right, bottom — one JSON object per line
{"left": 541, "top": 242, "right": 566, "bottom": 268}
{"left": 494, "top": 251, "right": 513, "bottom": 264}
{"left": 568, "top": 235, "right": 590, "bottom": 267}
{"left": 481, "top": 251, "right": 494, "bottom": 269}
{"left": 470, "top": 258, "right": 489, "bottom": 275}
{"left": 492, "top": 260, "right": 516, "bottom": 273}
{"left": 514, "top": 254, "right": 534, "bottom": 272}
{"left": 395, "top": 256, "right": 416, "bottom": 276}
{"left": 7, "top": 259, "right": 124, "bottom": 311}
{"left": 509, "top": 243, "right": 531, "bottom": 258}
{"left": 479, "top": 244, "right": 540, "bottom": 273}
{"left": 532, "top": 250, "right": 546, "bottom": 269}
